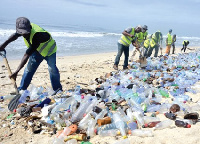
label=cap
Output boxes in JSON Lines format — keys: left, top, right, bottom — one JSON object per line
{"left": 16, "top": 17, "right": 31, "bottom": 34}
{"left": 143, "top": 25, "right": 148, "bottom": 30}
{"left": 169, "top": 29, "right": 172, "bottom": 33}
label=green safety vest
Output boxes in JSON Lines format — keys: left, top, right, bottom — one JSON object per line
{"left": 144, "top": 39, "right": 150, "bottom": 48}
{"left": 167, "top": 33, "right": 172, "bottom": 45}
{"left": 119, "top": 28, "right": 135, "bottom": 46}
{"left": 24, "top": 23, "right": 57, "bottom": 57}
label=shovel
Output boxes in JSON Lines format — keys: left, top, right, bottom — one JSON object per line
{"left": 0, "top": 50, "right": 21, "bottom": 111}
{"left": 138, "top": 47, "right": 147, "bottom": 68}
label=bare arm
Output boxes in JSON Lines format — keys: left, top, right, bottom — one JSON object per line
{"left": 0, "top": 33, "right": 20, "bottom": 51}
{"left": 10, "top": 53, "right": 30, "bottom": 81}
{"left": 122, "top": 30, "right": 134, "bottom": 38}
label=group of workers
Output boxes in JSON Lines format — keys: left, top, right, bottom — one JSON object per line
{"left": 0, "top": 17, "right": 192, "bottom": 92}
{"left": 113, "top": 25, "right": 190, "bottom": 70}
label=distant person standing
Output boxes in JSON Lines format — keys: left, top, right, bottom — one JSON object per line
{"left": 146, "top": 31, "right": 163, "bottom": 57}
{"left": 113, "top": 25, "right": 143, "bottom": 70}
{"left": 165, "top": 29, "right": 172, "bottom": 55}
{"left": 0, "top": 17, "right": 62, "bottom": 92}
{"left": 171, "top": 34, "right": 176, "bottom": 54}
{"left": 181, "top": 40, "right": 189, "bottom": 52}
{"left": 129, "top": 25, "right": 148, "bottom": 61}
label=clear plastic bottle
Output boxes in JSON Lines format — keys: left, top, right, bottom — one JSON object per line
{"left": 98, "top": 129, "right": 118, "bottom": 137}
{"left": 113, "top": 112, "right": 127, "bottom": 138}
{"left": 154, "top": 120, "right": 173, "bottom": 130}
{"left": 78, "top": 113, "right": 92, "bottom": 130}
{"left": 86, "top": 118, "right": 96, "bottom": 138}
{"left": 0, "top": 95, "right": 16, "bottom": 101}
{"left": 18, "top": 90, "right": 30, "bottom": 103}
{"left": 131, "top": 129, "right": 153, "bottom": 137}
{"left": 132, "top": 111, "right": 144, "bottom": 127}
{"left": 71, "top": 99, "right": 92, "bottom": 123}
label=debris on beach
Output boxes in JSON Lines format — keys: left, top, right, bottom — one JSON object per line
{"left": 1, "top": 51, "right": 200, "bottom": 144}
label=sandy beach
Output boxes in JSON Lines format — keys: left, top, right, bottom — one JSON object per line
{"left": 0, "top": 46, "right": 200, "bottom": 144}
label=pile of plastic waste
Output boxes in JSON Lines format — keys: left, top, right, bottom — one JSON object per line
{"left": 1, "top": 51, "right": 200, "bottom": 144}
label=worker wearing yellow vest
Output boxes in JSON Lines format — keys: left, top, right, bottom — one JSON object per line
{"left": 146, "top": 31, "right": 163, "bottom": 57}
{"left": 0, "top": 17, "right": 62, "bottom": 91}
{"left": 171, "top": 34, "right": 176, "bottom": 54}
{"left": 165, "top": 29, "right": 172, "bottom": 55}
{"left": 181, "top": 40, "right": 190, "bottom": 52}
{"left": 129, "top": 25, "right": 148, "bottom": 62}
{"left": 113, "top": 25, "right": 143, "bottom": 70}
{"left": 143, "top": 35, "right": 151, "bottom": 57}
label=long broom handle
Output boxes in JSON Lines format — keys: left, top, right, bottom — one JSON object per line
{"left": 3, "top": 58, "right": 19, "bottom": 94}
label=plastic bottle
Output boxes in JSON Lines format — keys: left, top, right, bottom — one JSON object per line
{"left": 175, "top": 120, "right": 191, "bottom": 128}
{"left": 113, "top": 112, "right": 127, "bottom": 138}
{"left": 78, "top": 114, "right": 92, "bottom": 130}
{"left": 58, "top": 127, "right": 71, "bottom": 138}
{"left": 154, "top": 120, "right": 173, "bottom": 130}
{"left": 87, "top": 119, "right": 96, "bottom": 138}
{"left": 143, "top": 121, "right": 161, "bottom": 128}
{"left": 127, "top": 122, "right": 137, "bottom": 131}
{"left": 98, "top": 129, "right": 118, "bottom": 137}
{"left": 95, "top": 109, "right": 107, "bottom": 122}
{"left": 117, "top": 107, "right": 130, "bottom": 122}
{"left": 143, "top": 116, "right": 160, "bottom": 124}
{"left": 51, "top": 97, "right": 75, "bottom": 113}
{"left": 71, "top": 99, "right": 92, "bottom": 123}
{"left": 132, "top": 111, "right": 144, "bottom": 127}
{"left": 131, "top": 129, "right": 153, "bottom": 137}
{"left": 164, "top": 112, "right": 176, "bottom": 120}
{"left": 0, "top": 95, "right": 16, "bottom": 101}
{"left": 18, "top": 90, "right": 30, "bottom": 103}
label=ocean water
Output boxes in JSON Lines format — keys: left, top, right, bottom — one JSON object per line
{"left": 0, "top": 22, "right": 200, "bottom": 60}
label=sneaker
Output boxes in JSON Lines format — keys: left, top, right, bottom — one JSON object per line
{"left": 113, "top": 65, "right": 118, "bottom": 70}
{"left": 123, "top": 67, "right": 129, "bottom": 70}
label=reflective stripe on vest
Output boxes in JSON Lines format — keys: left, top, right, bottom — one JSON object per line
{"left": 167, "top": 33, "right": 172, "bottom": 45}
{"left": 24, "top": 23, "right": 57, "bottom": 57}
{"left": 119, "top": 28, "right": 135, "bottom": 46}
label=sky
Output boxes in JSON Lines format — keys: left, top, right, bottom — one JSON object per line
{"left": 0, "top": 0, "right": 200, "bottom": 36}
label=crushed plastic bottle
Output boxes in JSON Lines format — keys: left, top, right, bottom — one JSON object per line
{"left": 175, "top": 120, "right": 191, "bottom": 128}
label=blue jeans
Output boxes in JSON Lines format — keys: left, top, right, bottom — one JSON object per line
{"left": 18, "top": 51, "right": 62, "bottom": 91}
{"left": 114, "top": 43, "right": 129, "bottom": 68}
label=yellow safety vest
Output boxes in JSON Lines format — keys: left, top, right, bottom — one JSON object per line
{"left": 150, "top": 39, "right": 156, "bottom": 47}
{"left": 24, "top": 23, "right": 57, "bottom": 57}
{"left": 143, "top": 31, "right": 148, "bottom": 40}
{"left": 119, "top": 28, "right": 135, "bottom": 46}
{"left": 144, "top": 39, "right": 150, "bottom": 48}
{"left": 167, "top": 33, "right": 172, "bottom": 45}
{"left": 182, "top": 40, "right": 189, "bottom": 45}
{"left": 136, "top": 32, "right": 144, "bottom": 43}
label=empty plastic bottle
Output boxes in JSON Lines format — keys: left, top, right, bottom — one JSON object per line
{"left": 113, "top": 112, "right": 127, "bottom": 138}
{"left": 18, "top": 90, "right": 30, "bottom": 104}
{"left": 175, "top": 120, "right": 191, "bottom": 128}
{"left": 154, "top": 120, "right": 173, "bottom": 130}
{"left": 98, "top": 129, "right": 118, "bottom": 137}
{"left": 71, "top": 99, "right": 92, "bottom": 123}
{"left": 78, "top": 113, "right": 92, "bottom": 130}
{"left": 87, "top": 118, "right": 96, "bottom": 138}
{"left": 0, "top": 95, "right": 16, "bottom": 101}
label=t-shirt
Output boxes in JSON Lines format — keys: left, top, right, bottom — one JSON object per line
{"left": 15, "top": 32, "right": 50, "bottom": 55}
